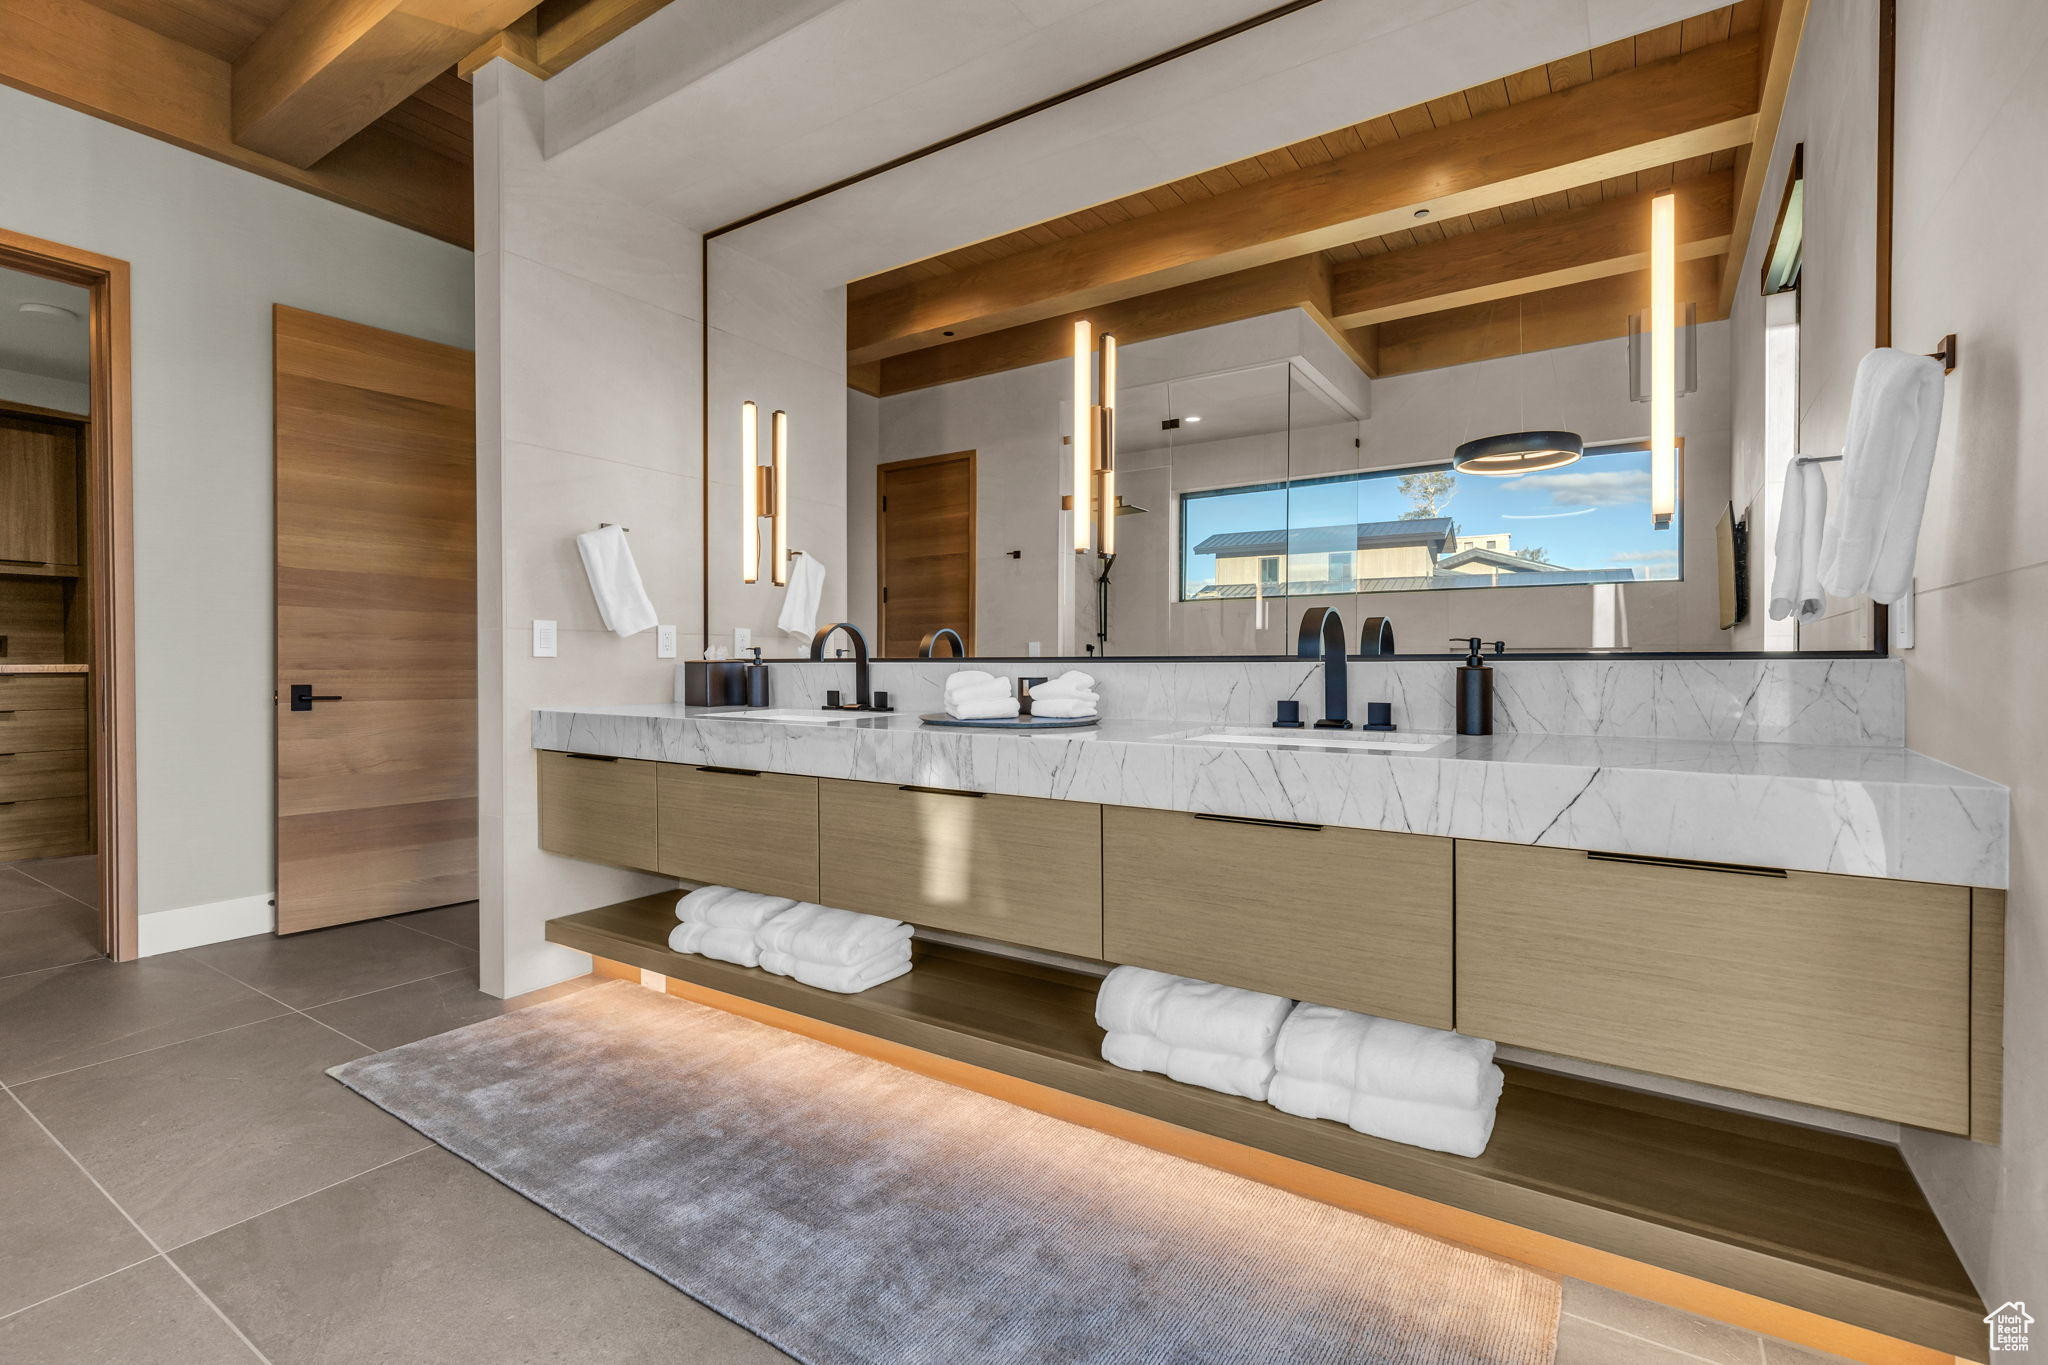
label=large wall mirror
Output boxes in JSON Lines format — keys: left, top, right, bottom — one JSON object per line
{"left": 705, "top": 0, "right": 1886, "bottom": 661}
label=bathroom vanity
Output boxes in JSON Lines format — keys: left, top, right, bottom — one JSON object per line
{"left": 533, "top": 699, "right": 2006, "bottom": 1358}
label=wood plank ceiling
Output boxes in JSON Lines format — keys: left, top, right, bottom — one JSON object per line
{"left": 0, "top": 0, "right": 674, "bottom": 246}
{"left": 849, "top": 1, "right": 1797, "bottom": 390}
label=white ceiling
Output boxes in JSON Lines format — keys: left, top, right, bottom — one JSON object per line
{"left": 0, "top": 264, "right": 90, "bottom": 383}
{"left": 549, "top": 0, "right": 1731, "bottom": 287}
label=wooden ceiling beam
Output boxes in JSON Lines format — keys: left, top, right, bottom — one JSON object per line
{"left": 459, "top": 0, "right": 673, "bottom": 80}
{"left": 847, "top": 34, "right": 1762, "bottom": 366}
{"left": 1375, "top": 255, "right": 1724, "bottom": 376}
{"left": 0, "top": 0, "right": 470, "bottom": 244}
{"left": 1330, "top": 170, "right": 1735, "bottom": 328}
{"left": 233, "top": 0, "right": 538, "bottom": 166}
{"left": 1719, "top": 0, "right": 1810, "bottom": 312}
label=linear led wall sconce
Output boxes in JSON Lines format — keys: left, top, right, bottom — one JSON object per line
{"left": 739, "top": 400, "right": 790, "bottom": 586}
{"left": 1064, "top": 320, "right": 1118, "bottom": 556}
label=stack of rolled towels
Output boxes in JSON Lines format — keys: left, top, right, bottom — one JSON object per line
{"left": 1268, "top": 1004, "right": 1503, "bottom": 1159}
{"left": 943, "top": 670, "right": 1018, "bottom": 720}
{"left": 1024, "top": 670, "right": 1098, "bottom": 720}
{"left": 1095, "top": 966, "right": 1292, "bottom": 1101}
{"left": 668, "top": 886, "right": 912, "bottom": 993}
{"left": 1095, "top": 966, "right": 1504, "bottom": 1157}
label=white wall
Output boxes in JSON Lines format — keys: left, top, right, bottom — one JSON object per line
{"left": 1888, "top": 0, "right": 2048, "bottom": 1308}
{"left": 0, "top": 85, "right": 472, "bottom": 927}
{"left": 0, "top": 364, "right": 88, "bottom": 415}
{"left": 473, "top": 63, "right": 700, "bottom": 996}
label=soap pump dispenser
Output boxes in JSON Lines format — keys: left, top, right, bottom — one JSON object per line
{"left": 744, "top": 646, "right": 770, "bottom": 707}
{"left": 1451, "top": 638, "right": 1505, "bottom": 736}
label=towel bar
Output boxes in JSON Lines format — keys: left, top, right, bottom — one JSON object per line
{"left": 1926, "top": 334, "right": 1958, "bottom": 374}
{"left": 598, "top": 522, "right": 631, "bottom": 532}
{"left": 1794, "top": 454, "right": 1842, "bottom": 466}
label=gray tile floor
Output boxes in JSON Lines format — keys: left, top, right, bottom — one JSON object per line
{"left": 0, "top": 890, "right": 1868, "bottom": 1365}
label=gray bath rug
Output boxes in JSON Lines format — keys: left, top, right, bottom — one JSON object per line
{"left": 330, "top": 982, "right": 1557, "bottom": 1365}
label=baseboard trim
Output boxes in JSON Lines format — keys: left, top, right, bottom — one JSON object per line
{"left": 137, "top": 893, "right": 275, "bottom": 956}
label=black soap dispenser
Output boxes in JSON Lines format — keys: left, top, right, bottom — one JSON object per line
{"left": 1451, "top": 638, "right": 1504, "bottom": 736}
{"left": 744, "top": 647, "right": 770, "bottom": 707}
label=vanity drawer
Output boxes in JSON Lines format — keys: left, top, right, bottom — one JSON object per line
{"left": 0, "top": 749, "right": 87, "bottom": 803}
{"left": 1102, "top": 807, "right": 1453, "bottom": 1029}
{"left": 0, "top": 675, "right": 85, "bottom": 711}
{"left": 819, "top": 779, "right": 1102, "bottom": 957}
{"left": 0, "top": 706, "right": 86, "bottom": 754}
{"left": 537, "top": 751, "right": 657, "bottom": 872}
{"left": 1454, "top": 841, "right": 1972, "bottom": 1132}
{"left": 0, "top": 796, "right": 90, "bottom": 861}
{"left": 658, "top": 764, "right": 820, "bottom": 902}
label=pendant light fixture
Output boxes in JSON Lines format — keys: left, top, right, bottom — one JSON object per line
{"left": 1648, "top": 189, "right": 1678, "bottom": 529}
{"left": 739, "top": 400, "right": 791, "bottom": 585}
{"left": 1450, "top": 299, "right": 1583, "bottom": 476}
{"left": 1067, "top": 321, "right": 1118, "bottom": 555}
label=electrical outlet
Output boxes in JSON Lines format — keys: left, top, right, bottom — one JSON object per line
{"left": 734, "top": 627, "right": 752, "bottom": 655}
{"left": 657, "top": 625, "right": 678, "bottom": 659}
{"left": 533, "top": 620, "right": 557, "bottom": 657}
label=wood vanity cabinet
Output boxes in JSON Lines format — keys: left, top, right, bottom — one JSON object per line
{"left": 657, "top": 764, "right": 820, "bottom": 902}
{"left": 1101, "top": 807, "right": 1454, "bottom": 1029}
{"left": 537, "top": 751, "right": 657, "bottom": 871}
{"left": 1454, "top": 841, "right": 1973, "bottom": 1133}
{"left": 818, "top": 779, "right": 1103, "bottom": 957}
{"left": 0, "top": 674, "right": 90, "bottom": 860}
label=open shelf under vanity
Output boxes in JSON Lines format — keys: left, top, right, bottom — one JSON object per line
{"left": 548, "top": 894, "right": 1984, "bottom": 1359}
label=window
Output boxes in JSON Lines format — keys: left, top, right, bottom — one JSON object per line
{"left": 1179, "top": 443, "right": 1681, "bottom": 602}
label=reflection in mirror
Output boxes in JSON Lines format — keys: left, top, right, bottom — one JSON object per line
{"left": 708, "top": 0, "right": 1884, "bottom": 659}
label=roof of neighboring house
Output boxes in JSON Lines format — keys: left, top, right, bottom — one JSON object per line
{"left": 1193, "top": 518, "right": 1454, "bottom": 557}
{"left": 1437, "top": 546, "right": 1575, "bottom": 573}
{"left": 1190, "top": 566, "right": 1639, "bottom": 598}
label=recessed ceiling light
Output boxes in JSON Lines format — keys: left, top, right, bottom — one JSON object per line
{"left": 1413, "top": 208, "right": 1431, "bottom": 219}
{"left": 17, "top": 302, "right": 79, "bottom": 322}
{"left": 1184, "top": 415, "right": 1202, "bottom": 423}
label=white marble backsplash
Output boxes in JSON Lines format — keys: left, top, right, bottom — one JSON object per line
{"left": 686, "top": 656, "right": 1904, "bottom": 748}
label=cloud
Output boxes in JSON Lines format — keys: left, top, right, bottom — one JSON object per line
{"left": 1609, "top": 548, "right": 1680, "bottom": 566}
{"left": 1528, "top": 469, "right": 1651, "bottom": 507}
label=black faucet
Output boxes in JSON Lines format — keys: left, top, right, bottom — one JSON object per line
{"left": 810, "top": 622, "right": 890, "bottom": 711}
{"left": 1296, "top": 607, "right": 1351, "bottom": 729}
{"left": 918, "top": 627, "right": 966, "bottom": 658}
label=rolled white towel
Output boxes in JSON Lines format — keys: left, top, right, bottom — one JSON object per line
{"left": 756, "top": 902, "right": 912, "bottom": 965}
{"left": 1154, "top": 976, "right": 1293, "bottom": 1058}
{"left": 1101, "top": 1030, "right": 1275, "bottom": 1101}
{"left": 947, "top": 694, "right": 1021, "bottom": 720}
{"left": 1094, "top": 965, "right": 1184, "bottom": 1038}
{"left": 759, "top": 943, "right": 912, "bottom": 994}
{"left": 666, "top": 919, "right": 763, "bottom": 968}
{"left": 1026, "top": 695, "right": 1098, "bottom": 720}
{"left": 1028, "top": 670, "right": 1097, "bottom": 700}
{"left": 1267, "top": 1070, "right": 1504, "bottom": 1158}
{"left": 1274, "top": 1003, "right": 1497, "bottom": 1110}
{"left": 943, "top": 670, "right": 1012, "bottom": 700}
{"left": 676, "top": 885, "right": 798, "bottom": 933}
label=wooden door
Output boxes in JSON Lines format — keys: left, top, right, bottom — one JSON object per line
{"left": 877, "top": 451, "right": 974, "bottom": 656}
{"left": 274, "top": 306, "right": 476, "bottom": 933}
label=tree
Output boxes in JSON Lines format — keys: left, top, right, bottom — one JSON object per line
{"left": 1518, "top": 546, "right": 1552, "bottom": 564}
{"left": 1398, "top": 470, "right": 1456, "bottom": 520}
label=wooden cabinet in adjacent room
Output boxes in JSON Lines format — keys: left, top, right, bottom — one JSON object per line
{"left": 0, "top": 413, "right": 81, "bottom": 571}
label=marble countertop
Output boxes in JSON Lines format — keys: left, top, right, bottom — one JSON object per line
{"left": 533, "top": 704, "right": 2008, "bottom": 889}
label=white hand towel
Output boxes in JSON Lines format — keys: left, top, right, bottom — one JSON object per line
{"left": 944, "top": 671, "right": 1013, "bottom": 699}
{"left": 1274, "top": 1003, "right": 1498, "bottom": 1110}
{"left": 1767, "top": 458, "right": 1830, "bottom": 623}
{"left": 777, "top": 553, "right": 827, "bottom": 640}
{"left": 1267, "top": 1070, "right": 1504, "bottom": 1158}
{"left": 1094, "top": 965, "right": 1182, "bottom": 1037}
{"left": 666, "top": 919, "right": 763, "bottom": 968}
{"left": 575, "top": 526, "right": 658, "bottom": 638}
{"left": 1153, "top": 977, "right": 1294, "bottom": 1058}
{"left": 1026, "top": 695, "right": 1098, "bottom": 720}
{"left": 755, "top": 902, "right": 912, "bottom": 965}
{"left": 946, "top": 683, "right": 1015, "bottom": 706}
{"left": 676, "top": 886, "right": 797, "bottom": 932}
{"left": 1100, "top": 1031, "right": 1275, "bottom": 1101}
{"left": 947, "top": 694, "right": 1021, "bottom": 720}
{"left": 1029, "top": 670, "right": 1098, "bottom": 700}
{"left": 759, "top": 944, "right": 912, "bottom": 994}
{"left": 1817, "top": 348, "right": 1947, "bottom": 605}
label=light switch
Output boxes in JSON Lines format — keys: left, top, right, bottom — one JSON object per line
{"left": 1027, "top": 641, "right": 1042, "bottom": 657}
{"left": 533, "top": 620, "right": 557, "bottom": 657}
{"left": 657, "top": 625, "right": 678, "bottom": 658}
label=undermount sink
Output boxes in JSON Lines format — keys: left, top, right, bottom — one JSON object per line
{"left": 1181, "top": 728, "right": 1451, "bottom": 754}
{"left": 706, "top": 708, "right": 880, "bottom": 725}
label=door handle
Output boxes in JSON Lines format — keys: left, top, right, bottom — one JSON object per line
{"left": 288, "top": 684, "right": 344, "bottom": 712}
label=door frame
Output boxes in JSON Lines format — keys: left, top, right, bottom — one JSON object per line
{"left": 0, "top": 228, "right": 137, "bottom": 960}
{"left": 876, "top": 449, "right": 976, "bottom": 656}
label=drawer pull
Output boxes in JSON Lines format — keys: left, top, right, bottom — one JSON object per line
{"left": 0, "top": 712, "right": 12, "bottom": 721}
{"left": 0, "top": 801, "right": 14, "bottom": 808}
{"left": 1586, "top": 850, "right": 1788, "bottom": 879}
{"left": 563, "top": 752, "right": 619, "bottom": 762}
{"left": 696, "top": 766, "right": 762, "bottom": 777}
{"left": 1193, "top": 812, "right": 1323, "bottom": 833}
{"left": 898, "top": 785, "right": 985, "bottom": 798}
